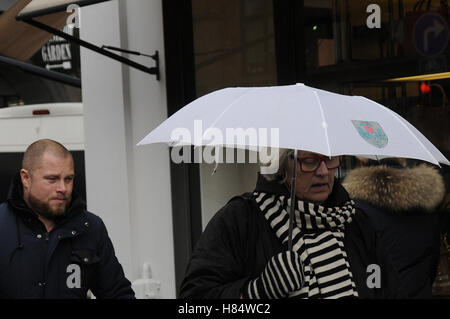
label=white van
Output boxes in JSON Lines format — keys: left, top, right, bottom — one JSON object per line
{"left": 0, "top": 102, "right": 86, "bottom": 202}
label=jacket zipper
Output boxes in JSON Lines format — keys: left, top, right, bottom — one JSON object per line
{"left": 41, "top": 232, "right": 50, "bottom": 298}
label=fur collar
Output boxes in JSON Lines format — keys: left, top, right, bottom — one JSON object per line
{"left": 342, "top": 164, "right": 445, "bottom": 212}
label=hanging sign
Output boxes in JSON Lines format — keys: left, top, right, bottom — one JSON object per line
{"left": 31, "top": 25, "right": 80, "bottom": 77}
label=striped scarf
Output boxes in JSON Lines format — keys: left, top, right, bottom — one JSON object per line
{"left": 254, "top": 191, "right": 359, "bottom": 299}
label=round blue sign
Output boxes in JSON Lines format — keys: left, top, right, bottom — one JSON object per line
{"left": 413, "top": 12, "right": 449, "bottom": 56}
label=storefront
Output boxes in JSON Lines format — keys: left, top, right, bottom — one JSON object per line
{"left": 4, "top": 0, "right": 448, "bottom": 298}
{"left": 167, "top": 0, "right": 450, "bottom": 295}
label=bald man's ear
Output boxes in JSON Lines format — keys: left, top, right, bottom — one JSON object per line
{"left": 20, "top": 169, "right": 31, "bottom": 190}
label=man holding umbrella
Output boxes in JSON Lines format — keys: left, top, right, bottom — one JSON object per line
{"left": 179, "top": 149, "right": 402, "bottom": 299}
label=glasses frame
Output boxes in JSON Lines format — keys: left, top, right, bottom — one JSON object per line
{"left": 291, "top": 154, "right": 344, "bottom": 173}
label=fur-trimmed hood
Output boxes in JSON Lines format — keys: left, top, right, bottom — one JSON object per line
{"left": 343, "top": 164, "right": 445, "bottom": 212}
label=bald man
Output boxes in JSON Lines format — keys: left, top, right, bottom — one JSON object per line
{"left": 0, "top": 139, "right": 135, "bottom": 299}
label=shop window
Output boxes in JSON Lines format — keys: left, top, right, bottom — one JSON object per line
{"left": 192, "top": 0, "right": 277, "bottom": 97}
{"left": 300, "top": 0, "right": 450, "bottom": 210}
{"left": 304, "top": 0, "right": 450, "bottom": 71}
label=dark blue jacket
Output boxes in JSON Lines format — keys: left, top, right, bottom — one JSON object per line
{"left": 344, "top": 164, "right": 445, "bottom": 298}
{"left": 0, "top": 174, "right": 135, "bottom": 299}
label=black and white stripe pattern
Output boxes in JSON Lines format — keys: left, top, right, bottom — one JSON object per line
{"left": 254, "top": 192, "right": 359, "bottom": 299}
{"left": 245, "top": 251, "right": 304, "bottom": 299}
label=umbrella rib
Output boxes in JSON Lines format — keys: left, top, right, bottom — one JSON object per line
{"left": 312, "top": 91, "right": 331, "bottom": 156}
{"left": 360, "top": 97, "right": 439, "bottom": 165}
{"left": 202, "top": 88, "right": 256, "bottom": 143}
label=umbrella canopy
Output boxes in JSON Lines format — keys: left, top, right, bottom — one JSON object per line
{"left": 138, "top": 83, "right": 449, "bottom": 166}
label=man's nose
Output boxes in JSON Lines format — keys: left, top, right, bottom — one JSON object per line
{"left": 56, "top": 180, "right": 67, "bottom": 193}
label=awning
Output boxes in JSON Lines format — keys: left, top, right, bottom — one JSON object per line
{"left": 15, "top": 0, "right": 160, "bottom": 79}
{"left": 0, "top": 54, "right": 81, "bottom": 87}
{"left": 16, "top": 0, "right": 109, "bottom": 21}
{"left": 0, "top": 0, "right": 80, "bottom": 87}
{"left": 0, "top": 0, "right": 70, "bottom": 61}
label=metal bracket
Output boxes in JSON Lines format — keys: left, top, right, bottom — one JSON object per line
{"left": 101, "top": 46, "right": 160, "bottom": 81}
{"left": 21, "top": 18, "right": 160, "bottom": 80}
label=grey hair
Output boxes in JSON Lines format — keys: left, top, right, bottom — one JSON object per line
{"left": 260, "top": 148, "right": 294, "bottom": 183}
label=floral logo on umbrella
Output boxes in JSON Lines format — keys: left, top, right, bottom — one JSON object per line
{"left": 351, "top": 120, "right": 388, "bottom": 148}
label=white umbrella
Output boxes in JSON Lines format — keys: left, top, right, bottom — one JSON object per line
{"left": 138, "top": 83, "right": 450, "bottom": 250}
{"left": 138, "top": 83, "right": 450, "bottom": 166}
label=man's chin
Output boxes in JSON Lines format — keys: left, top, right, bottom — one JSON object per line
{"left": 27, "top": 194, "right": 68, "bottom": 221}
{"left": 37, "top": 205, "right": 67, "bottom": 221}
{"left": 49, "top": 206, "right": 67, "bottom": 217}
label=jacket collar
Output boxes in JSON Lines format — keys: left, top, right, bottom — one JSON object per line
{"left": 7, "top": 172, "right": 87, "bottom": 230}
{"left": 254, "top": 172, "right": 350, "bottom": 207}
{"left": 343, "top": 164, "right": 445, "bottom": 212}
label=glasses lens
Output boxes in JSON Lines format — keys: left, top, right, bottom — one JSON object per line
{"left": 299, "top": 156, "right": 341, "bottom": 172}
{"left": 327, "top": 156, "right": 341, "bottom": 169}
{"left": 301, "top": 158, "right": 320, "bottom": 172}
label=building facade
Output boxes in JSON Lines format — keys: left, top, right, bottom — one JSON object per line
{"left": 7, "top": 0, "right": 448, "bottom": 298}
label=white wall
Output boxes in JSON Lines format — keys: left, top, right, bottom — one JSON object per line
{"left": 200, "top": 159, "right": 260, "bottom": 229}
{"left": 80, "top": 0, "right": 175, "bottom": 298}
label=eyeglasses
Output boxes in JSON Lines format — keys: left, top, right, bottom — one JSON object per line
{"left": 290, "top": 154, "right": 342, "bottom": 173}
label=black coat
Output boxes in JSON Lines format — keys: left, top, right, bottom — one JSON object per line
{"left": 179, "top": 174, "right": 402, "bottom": 299}
{"left": 344, "top": 164, "right": 445, "bottom": 298}
{"left": 0, "top": 174, "right": 135, "bottom": 299}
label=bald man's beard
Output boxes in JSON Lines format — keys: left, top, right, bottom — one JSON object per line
{"left": 27, "top": 193, "right": 71, "bottom": 221}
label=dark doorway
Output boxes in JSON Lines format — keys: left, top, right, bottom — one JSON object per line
{"left": 163, "top": 0, "right": 307, "bottom": 296}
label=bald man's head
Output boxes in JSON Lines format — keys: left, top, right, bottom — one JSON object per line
{"left": 22, "top": 139, "right": 73, "bottom": 173}
{"left": 20, "top": 140, "right": 75, "bottom": 230}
